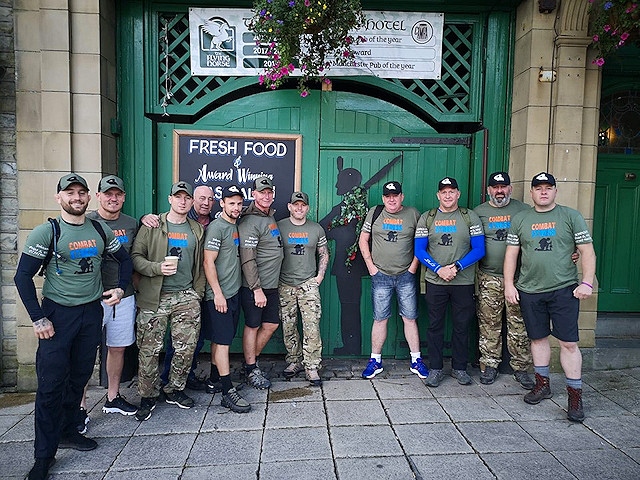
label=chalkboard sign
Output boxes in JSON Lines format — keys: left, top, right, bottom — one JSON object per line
{"left": 173, "top": 130, "right": 302, "bottom": 220}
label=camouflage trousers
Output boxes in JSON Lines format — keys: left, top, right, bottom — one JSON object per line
{"left": 476, "top": 270, "right": 532, "bottom": 371}
{"left": 279, "top": 278, "right": 322, "bottom": 369}
{"left": 136, "top": 289, "right": 201, "bottom": 397}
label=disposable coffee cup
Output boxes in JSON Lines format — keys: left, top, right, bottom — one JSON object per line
{"left": 164, "top": 256, "right": 179, "bottom": 268}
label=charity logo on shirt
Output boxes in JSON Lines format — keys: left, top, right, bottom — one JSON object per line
{"left": 531, "top": 222, "right": 556, "bottom": 252}
{"left": 488, "top": 215, "right": 511, "bottom": 241}
{"left": 113, "top": 228, "right": 129, "bottom": 244}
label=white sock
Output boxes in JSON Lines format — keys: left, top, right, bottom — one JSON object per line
{"left": 371, "top": 353, "right": 382, "bottom": 363}
{"left": 410, "top": 352, "right": 421, "bottom": 363}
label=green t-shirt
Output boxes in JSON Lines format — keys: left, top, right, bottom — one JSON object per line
{"left": 162, "top": 220, "right": 196, "bottom": 292}
{"left": 473, "top": 199, "right": 529, "bottom": 277}
{"left": 238, "top": 211, "right": 284, "bottom": 290}
{"left": 204, "top": 216, "right": 242, "bottom": 300}
{"left": 506, "top": 204, "right": 593, "bottom": 294}
{"left": 87, "top": 211, "right": 138, "bottom": 296}
{"left": 415, "top": 208, "right": 484, "bottom": 285}
{"left": 362, "top": 205, "right": 420, "bottom": 275}
{"left": 22, "top": 216, "right": 120, "bottom": 306}
{"left": 277, "top": 218, "right": 328, "bottom": 286}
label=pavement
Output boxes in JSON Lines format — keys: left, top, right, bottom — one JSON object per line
{"left": 2, "top": 355, "right": 640, "bottom": 480}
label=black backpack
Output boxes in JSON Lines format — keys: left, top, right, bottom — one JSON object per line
{"left": 38, "top": 217, "right": 107, "bottom": 276}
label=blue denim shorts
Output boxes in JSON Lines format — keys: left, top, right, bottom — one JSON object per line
{"left": 371, "top": 270, "right": 418, "bottom": 321}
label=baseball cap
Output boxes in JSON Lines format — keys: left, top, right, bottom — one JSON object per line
{"left": 531, "top": 172, "right": 556, "bottom": 187}
{"left": 438, "top": 177, "right": 459, "bottom": 190}
{"left": 98, "top": 175, "right": 125, "bottom": 193}
{"left": 253, "top": 176, "right": 274, "bottom": 191}
{"left": 170, "top": 181, "right": 193, "bottom": 196}
{"left": 57, "top": 173, "right": 89, "bottom": 193}
{"left": 488, "top": 172, "right": 511, "bottom": 187}
{"left": 221, "top": 184, "right": 244, "bottom": 199}
{"left": 290, "top": 191, "right": 309, "bottom": 204}
{"left": 382, "top": 181, "right": 402, "bottom": 195}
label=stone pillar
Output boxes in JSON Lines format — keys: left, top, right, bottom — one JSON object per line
{"left": 13, "top": 0, "right": 116, "bottom": 390}
{"left": 511, "top": 0, "right": 599, "bottom": 368}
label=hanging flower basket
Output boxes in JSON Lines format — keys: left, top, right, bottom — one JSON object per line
{"left": 589, "top": 1, "right": 640, "bottom": 66}
{"left": 249, "top": 0, "right": 367, "bottom": 96}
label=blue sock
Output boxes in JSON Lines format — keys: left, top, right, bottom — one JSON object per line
{"left": 566, "top": 377, "right": 582, "bottom": 389}
{"left": 534, "top": 365, "right": 550, "bottom": 377}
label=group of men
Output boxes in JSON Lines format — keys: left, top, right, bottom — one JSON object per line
{"left": 15, "top": 169, "right": 595, "bottom": 480}
{"left": 358, "top": 172, "right": 595, "bottom": 426}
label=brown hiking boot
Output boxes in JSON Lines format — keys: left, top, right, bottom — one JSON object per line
{"left": 567, "top": 386, "right": 585, "bottom": 422}
{"left": 523, "top": 373, "right": 552, "bottom": 405}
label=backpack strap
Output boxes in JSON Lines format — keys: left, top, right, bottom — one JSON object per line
{"left": 366, "top": 204, "right": 386, "bottom": 250}
{"left": 38, "top": 218, "right": 60, "bottom": 277}
{"left": 89, "top": 218, "right": 108, "bottom": 248}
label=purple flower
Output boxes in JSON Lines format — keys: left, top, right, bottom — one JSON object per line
{"left": 304, "top": 0, "right": 310, "bottom": 6}
{"left": 277, "top": 20, "right": 283, "bottom": 24}
{"left": 300, "top": 90, "right": 309, "bottom": 97}
{"left": 593, "top": 35, "right": 599, "bottom": 42}
{"left": 260, "top": 9, "right": 266, "bottom": 16}
{"left": 621, "top": 32, "right": 630, "bottom": 41}
{"left": 595, "top": 57, "right": 605, "bottom": 67}
{"left": 626, "top": 4, "right": 638, "bottom": 13}
{"left": 604, "top": 2, "right": 613, "bottom": 10}
{"left": 603, "top": 24, "right": 611, "bottom": 32}
{"left": 289, "top": 1, "right": 295, "bottom": 6}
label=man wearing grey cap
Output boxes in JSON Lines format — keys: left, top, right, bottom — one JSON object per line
{"left": 415, "top": 177, "right": 485, "bottom": 387}
{"left": 358, "top": 181, "right": 426, "bottom": 380}
{"left": 14, "top": 173, "right": 132, "bottom": 480}
{"left": 131, "top": 181, "right": 205, "bottom": 420}
{"left": 84, "top": 175, "right": 140, "bottom": 417}
{"left": 505, "top": 172, "right": 596, "bottom": 422}
{"left": 238, "top": 176, "right": 284, "bottom": 389}
{"left": 278, "top": 191, "right": 329, "bottom": 386}
{"left": 473, "top": 172, "right": 534, "bottom": 389}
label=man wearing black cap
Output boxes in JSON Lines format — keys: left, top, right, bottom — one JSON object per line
{"left": 505, "top": 172, "right": 596, "bottom": 422}
{"left": 358, "top": 181, "right": 426, "bottom": 380}
{"left": 131, "top": 181, "right": 205, "bottom": 421}
{"left": 85, "top": 175, "right": 139, "bottom": 416}
{"left": 14, "top": 173, "right": 132, "bottom": 480}
{"left": 199, "top": 185, "right": 251, "bottom": 411}
{"left": 238, "top": 176, "right": 284, "bottom": 389}
{"left": 473, "top": 172, "right": 534, "bottom": 389}
{"left": 415, "top": 177, "right": 485, "bottom": 387}
{"left": 278, "top": 191, "right": 329, "bottom": 386}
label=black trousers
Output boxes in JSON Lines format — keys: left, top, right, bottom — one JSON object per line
{"left": 35, "top": 298, "right": 102, "bottom": 459}
{"left": 425, "top": 282, "right": 475, "bottom": 371}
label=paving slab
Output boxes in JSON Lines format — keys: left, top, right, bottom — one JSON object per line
{"left": 582, "top": 370, "right": 639, "bottom": 392}
{"left": 265, "top": 400, "right": 327, "bottom": 428}
{"left": 0, "top": 414, "right": 34, "bottom": 442}
{"left": 553, "top": 448, "right": 640, "bottom": 480}
{"left": 0, "top": 439, "right": 34, "bottom": 477}
{"left": 457, "top": 421, "right": 543, "bottom": 453}
{"left": 330, "top": 425, "right": 404, "bottom": 458}
{"left": 491, "top": 394, "right": 567, "bottom": 421}
{"left": 394, "top": 423, "right": 473, "bottom": 455}
{"left": 111, "top": 432, "right": 196, "bottom": 470}
{"left": 584, "top": 415, "right": 640, "bottom": 448}
{"left": 182, "top": 464, "right": 258, "bottom": 479}
{"left": 410, "top": 453, "right": 495, "bottom": 479}
{"left": 601, "top": 387, "right": 640, "bottom": 415}
{"left": 269, "top": 382, "right": 324, "bottom": 402}
{"left": 326, "top": 399, "right": 388, "bottom": 426}
{"left": 187, "top": 430, "right": 262, "bottom": 466}
{"left": 335, "top": 456, "right": 414, "bottom": 480}
{"left": 372, "top": 377, "right": 433, "bottom": 400}
{"left": 519, "top": 419, "right": 614, "bottom": 451}
{"left": 261, "top": 426, "right": 332, "bottom": 462}
{"left": 383, "top": 398, "right": 450, "bottom": 424}
{"left": 200, "top": 401, "right": 266, "bottom": 432}
{"left": 323, "top": 380, "right": 378, "bottom": 400}
{"left": 51, "top": 436, "right": 128, "bottom": 473}
{"left": 481, "top": 451, "right": 576, "bottom": 480}
{"left": 438, "top": 396, "right": 512, "bottom": 422}
{"left": 260, "top": 459, "right": 337, "bottom": 480}
{"left": 133, "top": 402, "right": 207, "bottom": 435}
{"left": 104, "top": 467, "right": 184, "bottom": 479}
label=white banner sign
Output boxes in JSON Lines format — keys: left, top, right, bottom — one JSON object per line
{"left": 189, "top": 8, "right": 443, "bottom": 80}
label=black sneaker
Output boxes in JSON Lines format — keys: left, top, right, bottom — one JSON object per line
{"left": 221, "top": 387, "right": 251, "bottom": 413}
{"left": 514, "top": 370, "right": 535, "bottom": 390}
{"left": 76, "top": 407, "right": 89, "bottom": 434}
{"left": 59, "top": 430, "right": 97, "bottom": 451}
{"left": 102, "top": 393, "right": 137, "bottom": 416}
{"left": 480, "top": 366, "right": 499, "bottom": 385}
{"left": 164, "top": 389, "right": 194, "bottom": 409}
{"left": 28, "top": 457, "right": 55, "bottom": 480}
{"left": 135, "top": 396, "right": 157, "bottom": 421}
{"left": 206, "top": 379, "right": 223, "bottom": 394}
{"left": 186, "top": 376, "right": 207, "bottom": 391}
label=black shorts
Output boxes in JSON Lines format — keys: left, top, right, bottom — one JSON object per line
{"left": 518, "top": 284, "right": 580, "bottom": 342}
{"left": 202, "top": 293, "right": 240, "bottom": 346}
{"left": 240, "top": 286, "right": 280, "bottom": 328}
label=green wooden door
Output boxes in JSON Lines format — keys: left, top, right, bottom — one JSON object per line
{"left": 594, "top": 155, "right": 640, "bottom": 311}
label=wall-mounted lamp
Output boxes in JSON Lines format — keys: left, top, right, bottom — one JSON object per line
{"left": 538, "top": 67, "right": 557, "bottom": 82}
{"left": 539, "top": 0, "right": 557, "bottom": 14}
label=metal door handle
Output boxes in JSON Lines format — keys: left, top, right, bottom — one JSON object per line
{"left": 625, "top": 173, "right": 637, "bottom": 181}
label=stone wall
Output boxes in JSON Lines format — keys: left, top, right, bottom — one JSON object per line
{"left": 0, "top": 0, "right": 18, "bottom": 388}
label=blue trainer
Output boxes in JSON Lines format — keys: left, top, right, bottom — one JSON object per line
{"left": 410, "top": 358, "right": 429, "bottom": 379}
{"left": 361, "top": 358, "right": 383, "bottom": 379}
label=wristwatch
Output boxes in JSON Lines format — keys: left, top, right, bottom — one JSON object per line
{"left": 454, "top": 263, "right": 461, "bottom": 272}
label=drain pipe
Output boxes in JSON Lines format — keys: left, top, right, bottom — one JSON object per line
{"left": 480, "top": 127, "right": 489, "bottom": 203}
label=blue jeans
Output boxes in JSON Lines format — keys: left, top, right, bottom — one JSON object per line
{"left": 371, "top": 270, "right": 418, "bottom": 320}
